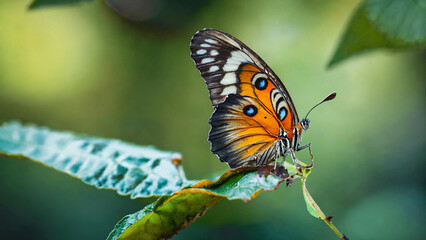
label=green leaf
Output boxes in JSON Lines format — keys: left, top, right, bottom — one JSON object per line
{"left": 29, "top": 0, "right": 94, "bottom": 9}
{"left": 301, "top": 177, "right": 324, "bottom": 219}
{"left": 107, "top": 165, "right": 298, "bottom": 240}
{"left": 193, "top": 165, "right": 296, "bottom": 201}
{"left": 108, "top": 191, "right": 221, "bottom": 240}
{"left": 366, "top": 0, "right": 426, "bottom": 44}
{"left": 328, "top": 0, "right": 426, "bottom": 68}
{"left": 0, "top": 121, "right": 192, "bottom": 198}
{"left": 107, "top": 203, "right": 156, "bottom": 240}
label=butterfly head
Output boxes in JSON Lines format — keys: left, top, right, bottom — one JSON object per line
{"left": 300, "top": 118, "right": 310, "bottom": 131}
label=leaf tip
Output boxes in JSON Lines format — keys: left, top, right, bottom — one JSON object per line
{"left": 28, "top": 0, "right": 42, "bottom": 10}
{"left": 326, "top": 57, "right": 339, "bottom": 69}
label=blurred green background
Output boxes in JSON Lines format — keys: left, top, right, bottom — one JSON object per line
{"left": 0, "top": 0, "right": 424, "bottom": 239}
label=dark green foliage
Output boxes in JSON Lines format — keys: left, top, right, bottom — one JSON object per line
{"left": 328, "top": 0, "right": 426, "bottom": 67}
{"left": 29, "top": 0, "right": 93, "bottom": 9}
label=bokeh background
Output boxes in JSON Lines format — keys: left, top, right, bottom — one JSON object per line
{"left": 0, "top": 0, "right": 424, "bottom": 239}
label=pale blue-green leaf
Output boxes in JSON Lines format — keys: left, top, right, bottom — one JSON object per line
{"left": 0, "top": 121, "right": 193, "bottom": 198}
{"left": 198, "top": 170, "right": 283, "bottom": 201}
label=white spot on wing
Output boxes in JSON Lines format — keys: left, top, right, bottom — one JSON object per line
{"left": 205, "top": 38, "right": 217, "bottom": 44}
{"left": 222, "top": 51, "right": 250, "bottom": 72}
{"left": 226, "top": 57, "right": 243, "bottom": 66}
{"left": 200, "top": 43, "right": 211, "bottom": 47}
{"left": 232, "top": 50, "right": 251, "bottom": 62}
{"left": 221, "top": 86, "right": 237, "bottom": 95}
{"left": 210, "top": 50, "right": 219, "bottom": 56}
{"left": 209, "top": 66, "right": 219, "bottom": 72}
{"left": 223, "top": 63, "right": 239, "bottom": 72}
{"left": 201, "top": 58, "right": 214, "bottom": 64}
{"left": 196, "top": 49, "right": 207, "bottom": 55}
{"left": 220, "top": 73, "right": 237, "bottom": 85}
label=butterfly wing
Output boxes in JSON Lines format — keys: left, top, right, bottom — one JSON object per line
{"left": 190, "top": 28, "right": 300, "bottom": 126}
{"left": 190, "top": 29, "right": 301, "bottom": 167}
{"left": 209, "top": 94, "right": 281, "bottom": 168}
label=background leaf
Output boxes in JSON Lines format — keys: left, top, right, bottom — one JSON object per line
{"left": 29, "top": 0, "right": 94, "bottom": 9}
{"left": 104, "top": 0, "right": 213, "bottom": 30}
{"left": 0, "top": 122, "right": 192, "bottom": 198}
{"left": 108, "top": 165, "right": 297, "bottom": 240}
{"left": 328, "top": 0, "right": 426, "bottom": 67}
{"left": 366, "top": 0, "right": 426, "bottom": 44}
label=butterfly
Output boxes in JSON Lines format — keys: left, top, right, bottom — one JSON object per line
{"left": 190, "top": 28, "right": 335, "bottom": 169}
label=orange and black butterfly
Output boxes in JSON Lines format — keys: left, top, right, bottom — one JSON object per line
{"left": 190, "top": 29, "right": 335, "bottom": 169}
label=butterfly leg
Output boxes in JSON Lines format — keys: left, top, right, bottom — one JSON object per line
{"left": 289, "top": 149, "right": 302, "bottom": 170}
{"left": 305, "top": 143, "right": 314, "bottom": 168}
{"left": 273, "top": 152, "right": 286, "bottom": 170}
{"left": 290, "top": 143, "right": 314, "bottom": 170}
{"left": 298, "top": 143, "right": 314, "bottom": 168}
{"left": 296, "top": 143, "right": 310, "bottom": 151}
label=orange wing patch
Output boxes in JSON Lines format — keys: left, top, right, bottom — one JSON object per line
{"left": 209, "top": 94, "right": 280, "bottom": 168}
{"left": 237, "top": 63, "right": 294, "bottom": 132}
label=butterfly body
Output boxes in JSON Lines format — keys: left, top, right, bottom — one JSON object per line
{"left": 190, "top": 29, "right": 310, "bottom": 168}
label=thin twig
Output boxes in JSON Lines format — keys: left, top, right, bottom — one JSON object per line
{"left": 301, "top": 177, "right": 348, "bottom": 239}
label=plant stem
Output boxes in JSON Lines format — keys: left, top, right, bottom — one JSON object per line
{"left": 301, "top": 177, "right": 348, "bottom": 240}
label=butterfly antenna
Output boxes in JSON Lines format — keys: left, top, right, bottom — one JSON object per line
{"left": 304, "top": 92, "right": 336, "bottom": 120}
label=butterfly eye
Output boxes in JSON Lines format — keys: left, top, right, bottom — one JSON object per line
{"left": 278, "top": 107, "right": 287, "bottom": 120}
{"left": 254, "top": 78, "right": 268, "bottom": 90}
{"left": 243, "top": 105, "right": 258, "bottom": 117}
